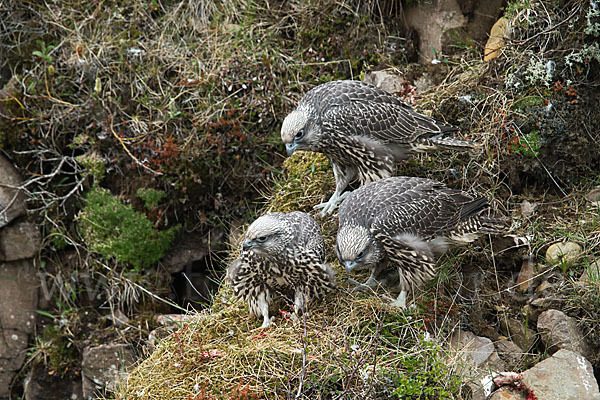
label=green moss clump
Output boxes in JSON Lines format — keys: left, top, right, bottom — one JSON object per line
{"left": 77, "top": 185, "right": 178, "bottom": 270}
{"left": 137, "top": 187, "right": 167, "bottom": 209}
{"left": 33, "top": 324, "right": 78, "bottom": 376}
{"left": 267, "top": 151, "right": 334, "bottom": 213}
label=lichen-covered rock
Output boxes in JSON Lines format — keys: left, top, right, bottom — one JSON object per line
{"left": 0, "top": 259, "right": 38, "bottom": 397}
{"left": 0, "top": 221, "right": 41, "bottom": 261}
{"left": 521, "top": 350, "right": 600, "bottom": 400}
{"left": 537, "top": 309, "right": 592, "bottom": 359}
{"left": 81, "top": 344, "right": 136, "bottom": 399}
{"left": 0, "top": 154, "right": 26, "bottom": 229}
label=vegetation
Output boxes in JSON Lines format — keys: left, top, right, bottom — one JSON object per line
{"left": 120, "top": 285, "right": 467, "bottom": 399}
{"left": 77, "top": 185, "right": 179, "bottom": 271}
{"left": 1, "top": 0, "right": 599, "bottom": 398}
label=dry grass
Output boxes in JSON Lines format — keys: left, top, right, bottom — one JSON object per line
{"left": 119, "top": 284, "right": 466, "bottom": 400}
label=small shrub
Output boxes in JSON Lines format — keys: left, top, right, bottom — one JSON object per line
{"left": 391, "top": 338, "right": 462, "bottom": 399}
{"left": 137, "top": 187, "right": 167, "bottom": 209}
{"left": 77, "top": 185, "right": 178, "bottom": 270}
{"left": 509, "top": 130, "right": 541, "bottom": 158}
{"left": 75, "top": 151, "right": 105, "bottom": 180}
{"left": 31, "top": 324, "right": 78, "bottom": 376}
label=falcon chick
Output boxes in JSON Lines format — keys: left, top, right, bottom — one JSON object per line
{"left": 281, "top": 80, "right": 480, "bottom": 215}
{"left": 335, "top": 176, "right": 508, "bottom": 307}
{"left": 227, "top": 211, "right": 336, "bottom": 328}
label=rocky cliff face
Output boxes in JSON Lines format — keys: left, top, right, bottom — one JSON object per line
{"left": 0, "top": 155, "right": 40, "bottom": 398}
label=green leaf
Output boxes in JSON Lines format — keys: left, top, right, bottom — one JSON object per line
{"left": 36, "top": 310, "right": 56, "bottom": 319}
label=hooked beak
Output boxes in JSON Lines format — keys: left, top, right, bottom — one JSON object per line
{"left": 285, "top": 142, "right": 298, "bottom": 156}
{"left": 344, "top": 261, "right": 357, "bottom": 273}
{"left": 242, "top": 239, "right": 255, "bottom": 251}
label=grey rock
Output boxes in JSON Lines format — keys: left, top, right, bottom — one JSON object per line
{"left": 546, "top": 242, "right": 581, "bottom": 265}
{"left": 489, "top": 386, "right": 526, "bottom": 400}
{"left": 537, "top": 309, "right": 592, "bottom": 359}
{"left": 363, "top": 70, "right": 407, "bottom": 95}
{"left": 449, "top": 330, "right": 505, "bottom": 400}
{"left": 0, "top": 259, "right": 38, "bottom": 398}
{"left": 585, "top": 186, "right": 600, "bottom": 205}
{"left": 494, "top": 339, "right": 524, "bottom": 368}
{"left": 0, "top": 155, "right": 26, "bottom": 229}
{"left": 162, "top": 230, "right": 222, "bottom": 274}
{"left": 0, "top": 372, "right": 13, "bottom": 399}
{"left": 522, "top": 349, "right": 600, "bottom": 400}
{"left": 81, "top": 344, "right": 136, "bottom": 399}
{"left": 580, "top": 258, "right": 600, "bottom": 285}
{"left": 449, "top": 331, "right": 498, "bottom": 368}
{"left": 516, "top": 257, "right": 535, "bottom": 292}
{"left": 0, "top": 221, "right": 41, "bottom": 261}
{"left": 24, "top": 363, "right": 83, "bottom": 400}
{"left": 106, "top": 309, "right": 130, "bottom": 327}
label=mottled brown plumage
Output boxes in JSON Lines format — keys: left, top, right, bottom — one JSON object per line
{"left": 335, "top": 176, "right": 508, "bottom": 307}
{"left": 281, "top": 80, "right": 480, "bottom": 214}
{"left": 227, "top": 212, "right": 336, "bottom": 327}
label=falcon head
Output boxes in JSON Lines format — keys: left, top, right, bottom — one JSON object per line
{"left": 335, "top": 224, "right": 382, "bottom": 273}
{"left": 281, "top": 110, "right": 319, "bottom": 156}
{"left": 242, "top": 214, "right": 290, "bottom": 258}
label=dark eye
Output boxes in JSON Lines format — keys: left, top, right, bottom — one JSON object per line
{"left": 294, "top": 129, "right": 305, "bottom": 140}
{"left": 356, "top": 249, "right": 366, "bottom": 259}
{"left": 256, "top": 236, "right": 268, "bottom": 243}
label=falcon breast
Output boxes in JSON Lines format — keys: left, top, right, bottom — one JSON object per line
{"left": 227, "top": 211, "right": 336, "bottom": 327}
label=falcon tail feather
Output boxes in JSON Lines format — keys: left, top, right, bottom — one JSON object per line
{"left": 427, "top": 135, "right": 482, "bottom": 151}
{"left": 470, "top": 216, "right": 511, "bottom": 234}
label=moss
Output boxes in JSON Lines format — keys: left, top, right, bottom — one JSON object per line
{"left": 267, "top": 152, "right": 333, "bottom": 214}
{"left": 76, "top": 185, "right": 179, "bottom": 271}
{"left": 32, "top": 324, "right": 79, "bottom": 377}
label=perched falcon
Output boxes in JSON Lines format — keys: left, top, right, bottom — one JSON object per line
{"left": 227, "top": 212, "right": 336, "bottom": 328}
{"left": 335, "top": 176, "right": 508, "bottom": 307}
{"left": 281, "top": 80, "right": 479, "bottom": 215}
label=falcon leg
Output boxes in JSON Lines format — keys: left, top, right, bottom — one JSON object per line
{"left": 255, "top": 291, "right": 273, "bottom": 328}
{"left": 390, "top": 290, "right": 407, "bottom": 309}
{"left": 290, "top": 289, "right": 308, "bottom": 323}
{"left": 315, "top": 163, "right": 356, "bottom": 216}
{"left": 293, "top": 289, "right": 306, "bottom": 315}
{"left": 314, "top": 190, "right": 352, "bottom": 216}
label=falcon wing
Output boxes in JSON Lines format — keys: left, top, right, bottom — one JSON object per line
{"left": 285, "top": 212, "right": 325, "bottom": 260}
{"left": 365, "top": 178, "right": 478, "bottom": 238}
{"left": 310, "top": 80, "right": 456, "bottom": 143}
